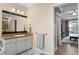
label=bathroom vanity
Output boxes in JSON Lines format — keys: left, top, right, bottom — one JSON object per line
{"left": 1, "top": 10, "right": 33, "bottom": 55}
{"left": 2, "top": 33, "right": 33, "bottom": 55}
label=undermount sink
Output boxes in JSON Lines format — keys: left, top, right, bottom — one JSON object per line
{"left": 14, "top": 35, "right": 25, "bottom": 37}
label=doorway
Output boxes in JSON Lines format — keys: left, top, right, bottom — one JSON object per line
{"left": 54, "top": 3, "right": 78, "bottom": 55}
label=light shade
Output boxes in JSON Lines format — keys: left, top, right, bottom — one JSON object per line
{"left": 11, "top": 8, "right": 15, "bottom": 12}
{"left": 72, "top": 12, "right": 77, "bottom": 16}
{"left": 17, "top": 9, "right": 20, "bottom": 13}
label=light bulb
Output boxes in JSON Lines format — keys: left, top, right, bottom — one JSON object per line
{"left": 12, "top": 8, "right": 15, "bottom": 12}
{"left": 72, "top": 12, "right": 77, "bottom": 15}
{"left": 17, "top": 9, "right": 20, "bottom": 13}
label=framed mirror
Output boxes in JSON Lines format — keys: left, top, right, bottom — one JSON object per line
{"left": 2, "top": 10, "right": 28, "bottom": 34}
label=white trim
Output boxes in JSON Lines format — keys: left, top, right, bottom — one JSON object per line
{"left": 53, "top": 3, "right": 65, "bottom": 53}
{"left": 53, "top": 3, "right": 68, "bottom": 7}
{"left": 78, "top": 3, "right": 79, "bottom": 55}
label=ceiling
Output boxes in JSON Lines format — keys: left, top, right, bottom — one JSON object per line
{"left": 60, "top": 3, "right": 78, "bottom": 20}
{"left": 18, "top": 3, "right": 78, "bottom": 20}
{"left": 18, "top": 3, "right": 34, "bottom": 8}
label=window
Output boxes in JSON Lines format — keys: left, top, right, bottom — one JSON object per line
{"left": 68, "top": 20, "right": 78, "bottom": 34}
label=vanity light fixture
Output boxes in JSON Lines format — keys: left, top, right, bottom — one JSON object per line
{"left": 11, "top": 8, "right": 15, "bottom": 12}
{"left": 72, "top": 10, "right": 77, "bottom": 16}
{"left": 11, "top": 8, "right": 25, "bottom": 15}
{"left": 17, "top": 9, "right": 20, "bottom": 13}
{"left": 72, "top": 12, "right": 77, "bottom": 16}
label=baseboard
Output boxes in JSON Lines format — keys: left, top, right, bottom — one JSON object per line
{"left": 16, "top": 48, "right": 32, "bottom": 55}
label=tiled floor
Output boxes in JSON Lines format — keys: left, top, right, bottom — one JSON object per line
{"left": 55, "top": 43, "right": 78, "bottom": 55}
{"left": 19, "top": 48, "right": 51, "bottom": 55}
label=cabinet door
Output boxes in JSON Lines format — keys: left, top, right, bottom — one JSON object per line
{"left": 4, "top": 39, "right": 17, "bottom": 55}
{"left": 16, "top": 37, "right": 26, "bottom": 53}
{"left": 25, "top": 36, "right": 32, "bottom": 49}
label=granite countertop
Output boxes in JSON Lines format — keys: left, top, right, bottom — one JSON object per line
{"left": 2, "top": 33, "right": 33, "bottom": 40}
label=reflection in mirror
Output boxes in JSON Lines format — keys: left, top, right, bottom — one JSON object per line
{"left": 2, "top": 10, "right": 28, "bottom": 33}
{"left": 2, "top": 13, "right": 16, "bottom": 32}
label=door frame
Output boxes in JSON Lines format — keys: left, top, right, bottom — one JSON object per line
{"left": 53, "top": 3, "right": 68, "bottom": 51}
{"left": 54, "top": 3, "right": 79, "bottom": 53}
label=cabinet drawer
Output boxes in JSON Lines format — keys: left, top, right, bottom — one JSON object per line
{"left": 5, "top": 39, "right": 16, "bottom": 44}
{"left": 16, "top": 37, "right": 26, "bottom": 41}
{"left": 26, "top": 36, "right": 32, "bottom": 39}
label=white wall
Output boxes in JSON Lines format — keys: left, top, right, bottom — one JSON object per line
{"left": 27, "top": 3, "right": 55, "bottom": 54}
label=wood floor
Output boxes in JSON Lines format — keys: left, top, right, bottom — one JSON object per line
{"left": 55, "top": 43, "right": 78, "bottom": 55}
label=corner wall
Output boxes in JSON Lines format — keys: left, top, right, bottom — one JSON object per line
{"left": 27, "top": 3, "right": 55, "bottom": 54}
